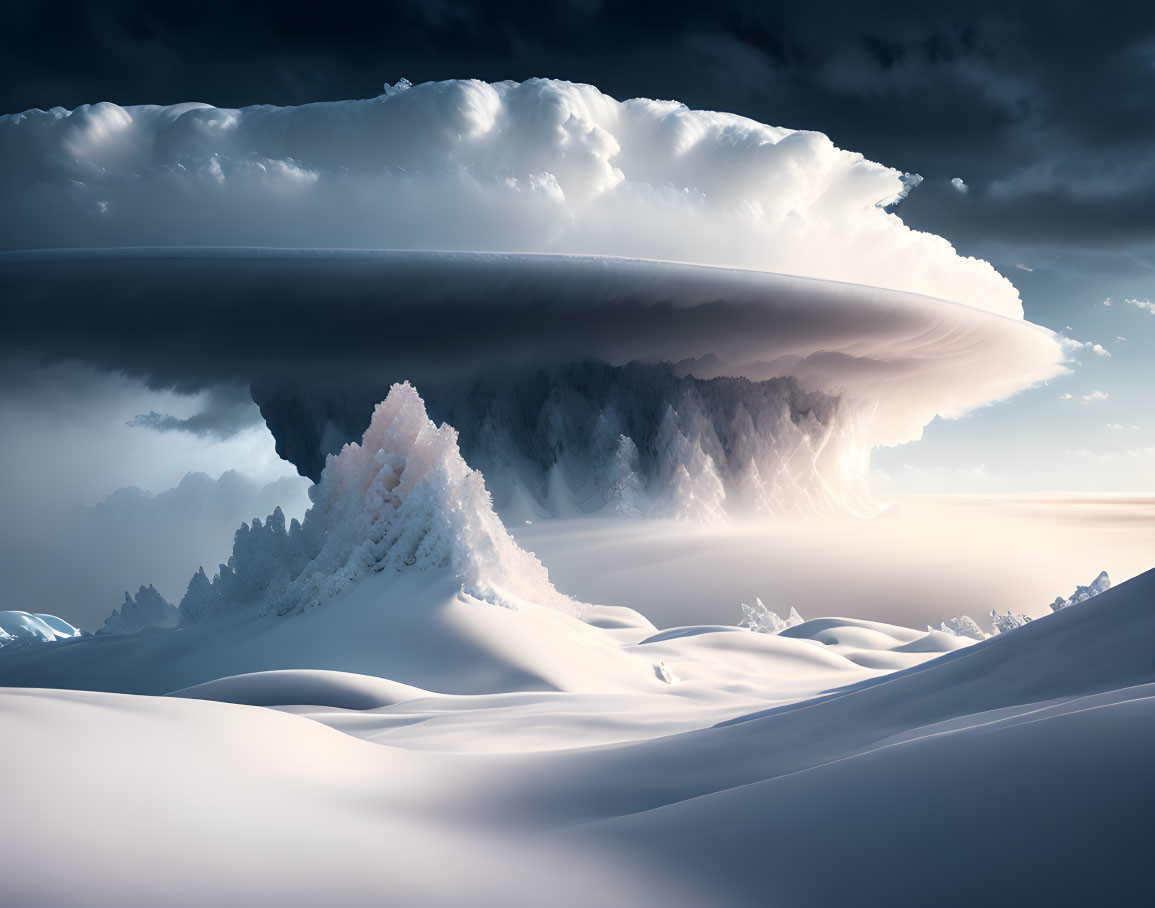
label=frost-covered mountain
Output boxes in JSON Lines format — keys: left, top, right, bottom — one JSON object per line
{"left": 0, "top": 385, "right": 967, "bottom": 697}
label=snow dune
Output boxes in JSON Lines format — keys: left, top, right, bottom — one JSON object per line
{"left": 1, "top": 568, "right": 1151, "bottom": 906}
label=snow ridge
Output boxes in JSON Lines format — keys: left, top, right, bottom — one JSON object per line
{"left": 177, "top": 383, "right": 571, "bottom": 623}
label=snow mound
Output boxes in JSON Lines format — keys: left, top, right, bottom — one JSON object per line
{"left": 101, "top": 584, "right": 179, "bottom": 635}
{"left": 169, "top": 669, "right": 431, "bottom": 710}
{"left": 179, "top": 382, "right": 572, "bottom": 622}
{"left": 1050, "top": 570, "right": 1111, "bottom": 612}
{"left": 0, "top": 611, "right": 81, "bottom": 648}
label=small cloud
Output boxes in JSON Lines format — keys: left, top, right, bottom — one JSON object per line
{"left": 1058, "top": 393, "right": 1072, "bottom": 400}
{"left": 1081, "top": 390, "right": 1109, "bottom": 404}
{"left": 1106, "top": 424, "right": 1141, "bottom": 431}
{"left": 1088, "top": 343, "right": 1111, "bottom": 357}
{"left": 1066, "top": 446, "right": 1155, "bottom": 462}
{"left": 1013, "top": 263, "right": 1033, "bottom": 272}
{"left": 1116, "top": 336, "right": 1127, "bottom": 342}
{"left": 1100, "top": 298, "right": 1112, "bottom": 307}
{"left": 950, "top": 177, "right": 969, "bottom": 194}
{"left": 1126, "top": 298, "right": 1155, "bottom": 313}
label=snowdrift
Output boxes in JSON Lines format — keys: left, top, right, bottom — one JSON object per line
{"left": 0, "top": 610, "right": 81, "bottom": 647}
{"left": 1, "top": 569, "right": 1151, "bottom": 906}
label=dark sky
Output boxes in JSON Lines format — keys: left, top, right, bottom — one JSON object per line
{"left": 2, "top": 0, "right": 1154, "bottom": 254}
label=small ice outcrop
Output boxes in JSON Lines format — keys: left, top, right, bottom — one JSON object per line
{"left": 740, "top": 598, "right": 805, "bottom": 634}
{"left": 990, "top": 609, "right": 1032, "bottom": 635}
{"left": 101, "top": 585, "right": 180, "bottom": 636}
{"left": 653, "top": 662, "right": 676, "bottom": 684}
{"left": 1049, "top": 571, "right": 1110, "bottom": 612}
{"left": 0, "top": 611, "right": 82, "bottom": 649}
{"left": 930, "top": 615, "right": 986, "bottom": 640}
{"left": 172, "top": 383, "right": 572, "bottom": 623}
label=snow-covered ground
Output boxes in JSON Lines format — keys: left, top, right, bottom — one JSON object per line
{"left": 2, "top": 567, "right": 1151, "bottom": 906}
{"left": 1, "top": 384, "right": 1151, "bottom": 906}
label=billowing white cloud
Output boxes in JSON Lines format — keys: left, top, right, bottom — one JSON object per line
{"left": 950, "top": 177, "right": 969, "bottom": 194}
{"left": 1082, "top": 390, "right": 1109, "bottom": 403}
{"left": 0, "top": 78, "right": 1023, "bottom": 317}
{"left": 1126, "top": 298, "right": 1154, "bottom": 314}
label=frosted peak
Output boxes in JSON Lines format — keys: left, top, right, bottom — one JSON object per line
{"left": 176, "top": 382, "right": 571, "bottom": 623}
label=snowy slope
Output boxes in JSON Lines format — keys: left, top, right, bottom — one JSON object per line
{"left": 1, "top": 568, "right": 1151, "bottom": 906}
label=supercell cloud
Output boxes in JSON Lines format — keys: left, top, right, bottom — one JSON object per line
{"left": 3, "top": 77, "right": 1019, "bottom": 315}
{"left": 0, "top": 78, "right": 1066, "bottom": 519}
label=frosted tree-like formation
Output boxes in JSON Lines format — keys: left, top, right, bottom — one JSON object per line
{"left": 257, "top": 364, "right": 878, "bottom": 522}
{"left": 1049, "top": 571, "right": 1110, "bottom": 612}
{"left": 931, "top": 616, "right": 986, "bottom": 640}
{"left": 990, "top": 610, "right": 1032, "bottom": 634}
{"left": 101, "top": 585, "right": 180, "bottom": 636}
{"left": 740, "top": 598, "right": 805, "bottom": 634}
{"left": 174, "top": 383, "right": 571, "bottom": 624}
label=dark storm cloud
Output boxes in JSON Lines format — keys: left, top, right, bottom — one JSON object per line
{"left": 1, "top": 0, "right": 1152, "bottom": 251}
{"left": 0, "top": 248, "right": 1065, "bottom": 449}
{"left": 129, "top": 385, "right": 263, "bottom": 439}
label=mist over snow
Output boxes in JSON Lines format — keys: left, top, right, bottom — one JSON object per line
{"left": 1, "top": 77, "right": 1021, "bottom": 316}
{"left": 0, "top": 361, "right": 309, "bottom": 628}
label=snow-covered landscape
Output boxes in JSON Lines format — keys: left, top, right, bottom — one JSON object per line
{"left": 1, "top": 42, "right": 1153, "bottom": 908}
{"left": 2, "top": 381, "right": 1150, "bottom": 906}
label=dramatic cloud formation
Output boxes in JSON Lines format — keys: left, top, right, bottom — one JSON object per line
{"left": 0, "top": 78, "right": 1071, "bottom": 518}
{"left": 0, "top": 248, "right": 1064, "bottom": 453}
{"left": 3, "top": 1, "right": 1151, "bottom": 255}
{"left": 0, "top": 78, "right": 1020, "bottom": 315}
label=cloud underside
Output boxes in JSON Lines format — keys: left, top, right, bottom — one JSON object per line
{"left": 0, "top": 248, "right": 1064, "bottom": 448}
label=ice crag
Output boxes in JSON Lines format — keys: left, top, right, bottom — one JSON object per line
{"left": 931, "top": 615, "right": 987, "bottom": 640}
{"left": 179, "top": 382, "right": 572, "bottom": 624}
{"left": 990, "top": 609, "right": 1033, "bottom": 634}
{"left": 740, "top": 598, "right": 805, "bottom": 634}
{"left": 1050, "top": 570, "right": 1111, "bottom": 612}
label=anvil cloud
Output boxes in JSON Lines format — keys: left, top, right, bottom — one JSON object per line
{"left": 0, "top": 78, "right": 1065, "bottom": 518}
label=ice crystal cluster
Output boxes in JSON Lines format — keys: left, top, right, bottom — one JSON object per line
{"left": 172, "top": 383, "right": 570, "bottom": 624}
{"left": 740, "top": 598, "right": 805, "bottom": 634}
{"left": 1049, "top": 571, "right": 1110, "bottom": 612}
